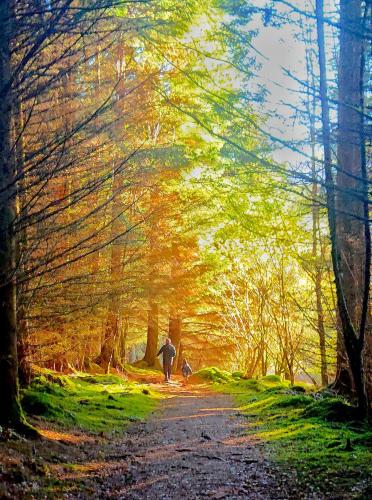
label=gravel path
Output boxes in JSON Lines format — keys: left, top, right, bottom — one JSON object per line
{"left": 68, "top": 381, "right": 309, "bottom": 499}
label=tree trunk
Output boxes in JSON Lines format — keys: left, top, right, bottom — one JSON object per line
{"left": 143, "top": 301, "right": 159, "bottom": 366}
{"left": 316, "top": 286, "right": 328, "bottom": 386}
{"left": 97, "top": 310, "right": 118, "bottom": 373}
{"left": 333, "top": 328, "right": 352, "bottom": 394}
{"left": 312, "top": 185, "right": 328, "bottom": 386}
{"left": 143, "top": 182, "right": 161, "bottom": 368}
{"left": 334, "top": 0, "right": 365, "bottom": 394}
{"left": 118, "top": 314, "right": 129, "bottom": 363}
{"left": 0, "top": 0, "right": 29, "bottom": 431}
{"left": 177, "top": 342, "right": 184, "bottom": 371}
{"left": 13, "top": 89, "right": 31, "bottom": 386}
{"left": 359, "top": 1, "right": 372, "bottom": 410}
{"left": 169, "top": 314, "right": 182, "bottom": 371}
{"left": 261, "top": 351, "right": 267, "bottom": 377}
{"left": 336, "top": 0, "right": 370, "bottom": 413}
{"left": 98, "top": 157, "right": 125, "bottom": 373}
{"left": 306, "top": 43, "right": 329, "bottom": 387}
{"left": 260, "top": 330, "right": 267, "bottom": 376}
{"left": 337, "top": 0, "right": 365, "bottom": 333}
{"left": 316, "top": 0, "right": 369, "bottom": 417}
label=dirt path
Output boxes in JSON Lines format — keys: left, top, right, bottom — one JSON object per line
{"left": 1, "top": 380, "right": 315, "bottom": 499}
{"left": 54, "top": 381, "right": 310, "bottom": 499}
{"left": 114, "top": 383, "right": 286, "bottom": 499}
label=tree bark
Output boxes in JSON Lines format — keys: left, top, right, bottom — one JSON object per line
{"left": 118, "top": 314, "right": 129, "bottom": 363}
{"left": 97, "top": 310, "right": 118, "bottom": 373}
{"left": 169, "top": 314, "right": 182, "bottom": 371}
{"left": 143, "top": 301, "right": 159, "bottom": 366}
{"left": 177, "top": 342, "right": 184, "bottom": 371}
{"left": 260, "top": 334, "right": 267, "bottom": 377}
{"left": 358, "top": 0, "right": 372, "bottom": 410}
{"left": 311, "top": 144, "right": 328, "bottom": 386}
{"left": 316, "top": 0, "right": 369, "bottom": 417}
{"left": 306, "top": 41, "right": 329, "bottom": 387}
{"left": 337, "top": 0, "right": 365, "bottom": 334}
{"left": 13, "top": 89, "right": 31, "bottom": 386}
{"left": 0, "top": 0, "right": 30, "bottom": 431}
{"left": 336, "top": 0, "right": 370, "bottom": 412}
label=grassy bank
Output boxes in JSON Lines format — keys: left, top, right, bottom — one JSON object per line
{"left": 196, "top": 368, "right": 372, "bottom": 498}
{"left": 21, "top": 369, "right": 162, "bottom": 433}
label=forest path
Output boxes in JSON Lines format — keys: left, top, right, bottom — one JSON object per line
{"left": 54, "top": 379, "right": 311, "bottom": 499}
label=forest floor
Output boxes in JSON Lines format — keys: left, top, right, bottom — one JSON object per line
{"left": 0, "top": 369, "right": 371, "bottom": 499}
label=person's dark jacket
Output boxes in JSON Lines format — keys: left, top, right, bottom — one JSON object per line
{"left": 157, "top": 344, "right": 176, "bottom": 365}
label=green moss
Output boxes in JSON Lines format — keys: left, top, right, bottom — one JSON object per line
{"left": 213, "top": 376, "right": 372, "bottom": 498}
{"left": 22, "top": 391, "right": 64, "bottom": 418}
{"left": 213, "top": 373, "right": 287, "bottom": 395}
{"left": 270, "top": 394, "right": 311, "bottom": 409}
{"left": 264, "top": 386, "right": 287, "bottom": 394}
{"left": 239, "top": 379, "right": 264, "bottom": 391}
{"left": 31, "top": 367, "right": 76, "bottom": 389}
{"left": 261, "top": 374, "right": 282, "bottom": 383}
{"left": 75, "top": 374, "right": 125, "bottom": 385}
{"left": 124, "top": 364, "right": 161, "bottom": 376}
{"left": 302, "top": 397, "right": 358, "bottom": 422}
{"left": 22, "top": 370, "right": 161, "bottom": 433}
{"left": 195, "top": 367, "right": 233, "bottom": 383}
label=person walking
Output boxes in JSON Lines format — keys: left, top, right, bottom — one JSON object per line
{"left": 181, "top": 359, "right": 192, "bottom": 382}
{"left": 157, "top": 338, "right": 176, "bottom": 382}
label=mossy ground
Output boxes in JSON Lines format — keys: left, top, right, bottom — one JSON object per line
{"left": 195, "top": 366, "right": 234, "bottom": 383}
{"left": 21, "top": 368, "right": 162, "bottom": 433}
{"left": 207, "top": 368, "right": 372, "bottom": 498}
{"left": 124, "top": 363, "right": 162, "bottom": 377}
